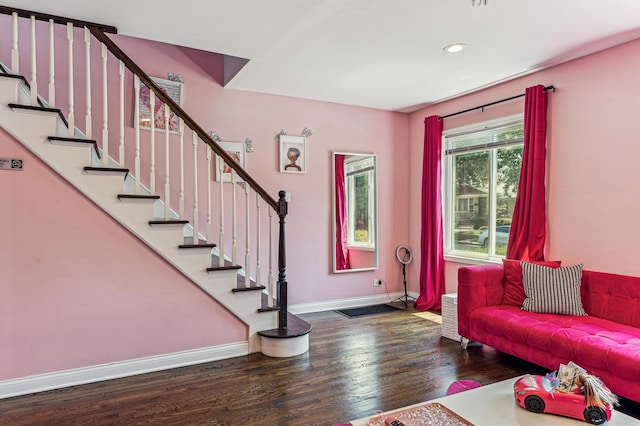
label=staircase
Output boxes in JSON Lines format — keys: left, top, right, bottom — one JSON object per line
{"left": 0, "top": 6, "right": 311, "bottom": 375}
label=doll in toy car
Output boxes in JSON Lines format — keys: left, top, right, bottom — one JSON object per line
{"left": 514, "top": 362, "right": 618, "bottom": 424}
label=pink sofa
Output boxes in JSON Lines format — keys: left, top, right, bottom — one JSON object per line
{"left": 458, "top": 263, "right": 640, "bottom": 403}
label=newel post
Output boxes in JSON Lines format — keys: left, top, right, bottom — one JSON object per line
{"left": 277, "top": 190, "right": 288, "bottom": 329}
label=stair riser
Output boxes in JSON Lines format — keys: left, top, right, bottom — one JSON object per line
{"left": 0, "top": 78, "right": 19, "bottom": 102}
{"left": 260, "top": 334, "right": 309, "bottom": 358}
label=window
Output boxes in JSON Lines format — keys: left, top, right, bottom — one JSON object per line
{"left": 345, "top": 156, "right": 375, "bottom": 249}
{"left": 443, "top": 116, "right": 523, "bottom": 259}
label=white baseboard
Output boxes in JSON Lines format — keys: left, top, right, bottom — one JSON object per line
{"left": 0, "top": 342, "right": 248, "bottom": 400}
{"left": 1, "top": 292, "right": 422, "bottom": 399}
{"left": 289, "top": 291, "right": 419, "bottom": 314}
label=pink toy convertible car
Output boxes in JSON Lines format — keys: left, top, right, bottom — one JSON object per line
{"left": 514, "top": 374, "right": 613, "bottom": 424}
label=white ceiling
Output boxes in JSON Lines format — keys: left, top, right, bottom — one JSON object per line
{"left": 6, "top": 0, "right": 640, "bottom": 112}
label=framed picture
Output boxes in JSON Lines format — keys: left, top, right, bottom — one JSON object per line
{"left": 279, "top": 135, "right": 306, "bottom": 173}
{"left": 137, "top": 77, "right": 182, "bottom": 132}
{"left": 215, "top": 142, "right": 246, "bottom": 183}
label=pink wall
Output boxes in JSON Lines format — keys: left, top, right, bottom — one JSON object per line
{"left": 408, "top": 38, "right": 640, "bottom": 294}
{"left": 0, "top": 129, "right": 246, "bottom": 380}
{"left": 0, "top": 16, "right": 410, "bottom": 302}
{"left": 1, "top": 17, "right": 410, "bottom": 381}
{"left": 110, "top": 35, "right": 411, "bottom": 304}
{"left": 11, "top": 12, "right": 639, "bottom": 382}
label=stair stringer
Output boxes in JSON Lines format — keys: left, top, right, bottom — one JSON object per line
{"left": 0, "top": 78, "right": 278, "bottom": 354}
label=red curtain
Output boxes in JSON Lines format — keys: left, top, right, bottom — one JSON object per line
{"left": 335, "top": 154, "right": 350, "bottom": 270}
{"left": 506, "top": 85, "right": 548, "bottom": 261}
{"left": 415, "top": 116, "right": 445, "bottom": 311}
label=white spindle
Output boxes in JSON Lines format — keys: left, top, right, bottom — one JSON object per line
{"left": 164, "top": 103, "right": 170, "bottom": 219}
{"left": 67, "top": 23, "right": 75, "bottom": 137}
{"left": 192, "top": 132, "right": 199, "bottom": 242}
{"left": 179, "top": 121, "right": 185, "bottom": 218}
{"left": 149, "top": 91, "right": 156, "bottom": 194}
{"left": 84, "top": 28, "right": 92, "bottom": 138}
{"left": 48, "top": 19, "right": 55, "bottom": 107}
{"left": 244, "top": 184, "right": 251, "bottom": 286}
{"left": 231, "top": 171, "right": 237, "bottom": 265}
{"left": 11, "top": 13, "right": 18, "bottom": 74}
{"left": 29, "top": 16, "right": 37, "bottom": 106}
{"left": 268, "top": 208, "right": 275, "bottom": 307}
{"left": 118, "top": 61, "right": 125, "bottom": 166}
{"left": 101, "top": 43, "right": 108, "bottom": 166}
{"left": 206, "top": 146, "right": 212, "bottom": 243}
{"left": 134, "top": 75, "right": 141, "bottom": 194}
{"left": 218, "top": 155, "right": 225, "bottom": 267}
{"left": 255, "top": 196, "right": 261, "bottom": 287}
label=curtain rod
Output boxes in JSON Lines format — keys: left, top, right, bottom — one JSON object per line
{"left": 438, "top": 85, "right": 555, "bottom": 120}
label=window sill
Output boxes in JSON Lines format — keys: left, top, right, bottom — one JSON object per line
{"left": 348, "top": 246, "right": 375, "bottom": 252}
{"left": 444, "top": 253, "right": 504, "bottom": 266}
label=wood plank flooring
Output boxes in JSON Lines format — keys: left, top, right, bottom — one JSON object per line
{"left": 1, "top": 306, "right": 639, "bottom": 425}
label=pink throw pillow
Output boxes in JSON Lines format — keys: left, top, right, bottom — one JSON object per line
{"left": 502, "top": 259, "right": 562, "bottom": 306}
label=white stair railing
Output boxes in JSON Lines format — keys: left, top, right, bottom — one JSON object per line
{"left": 11, "top": 12, "right": 19, "bottom": 74}
{"left": 192, "top": 131, "right": 199, "bottom": 240}
{"left": 118, "top": 61, "right": 125, "bottom": 166}
{"left": 48, "top": 19, "right": 55, "bottom": 107}
{"left": 29, "top": 16, "right": 37, "bottom": 105}
{"left": 163, "top": 103, "right": 170, "bottom": 219}
{"left": 66, "top": 22, "right": 74, "bottom": 137}
{"left": 84, "top": 27, "right": 92, "bottom": 138}
{"left": 101, "top": 43, "right": 108, "bottom": 166}
{"left": 218, "top": 155, "right": 225, "bottom": 266}
{"left": 231, "top": 171, "right": 238, "bottom": 265}
{"left": 1, "top": 8, "right": 286, "bottom": 312}
{"left": 133, "top": 75, "right": 141, "bottom": 193}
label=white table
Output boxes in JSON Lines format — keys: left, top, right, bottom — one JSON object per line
{"left": 350, "top": 377, "right": 639, "bottom": 425}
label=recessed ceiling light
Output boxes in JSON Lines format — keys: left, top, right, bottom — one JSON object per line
{"left": 443, "top": 43, "right": 467, "bottom": 53}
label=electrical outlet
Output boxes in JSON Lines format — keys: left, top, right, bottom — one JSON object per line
{"left": 373, "top": 279, "right": 383, "bottom": 287}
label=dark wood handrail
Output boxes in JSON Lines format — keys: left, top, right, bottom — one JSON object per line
{"left": 0, "top": 5, "right": 117, "bottom": 34}
{"left": 89, "top": 27, "right": 278, "bottom": 211}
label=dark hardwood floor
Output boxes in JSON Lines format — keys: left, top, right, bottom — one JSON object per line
{"left": 1, "top": 306, "right": 639, "bottom": 425}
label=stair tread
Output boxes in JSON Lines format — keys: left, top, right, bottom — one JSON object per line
{"left": 84, "top": 166, "right": 129, "bottom": 175}
{"left": 117, "top": 194, "right": 160, "bottom": 200}
{"left": 179, "top": 243, "right": 216, "bottom": 249}
{"left": 9, "top": 102, "right": 62, "bottom": 115}
{"left": 85, "top": 166, "right": 129, "bottom": 171}
{"left": 48, "top": 136, "right": 101, "bottom": 159}
{"left": 1, "top": 73, "right": 28, "bottom": 84}
{"left": 207, "top": 264, "right": 242, "bottom": 272}
{"left": 149, "top": 219, "right": 189, "bottom": 224}
{"left": 232, "top": 285, "right": 266, "bottom": 293}
{"left": 258, "top": 314, "right": 313, "bottom": 339}
{"left": 8, "top": 101, "right": 71, "bottom": 134}
{"left": 48, "top": 136, "right": 97, "bottom": 143}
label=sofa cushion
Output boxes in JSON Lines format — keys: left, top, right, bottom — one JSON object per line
{"left": 469, "top": 306, "right": 640, "bottom": 383}
{"left": 581, "top": 270, "right": 640, "bottom": 328}
{"left": 501, "top": 259, "right": 562, "bottom": 306}
{"left": 522, "top": 263, "right": 587, "bottom": 316}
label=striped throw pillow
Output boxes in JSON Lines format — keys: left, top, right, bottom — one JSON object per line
{"left": 521, "top": 262, "right": 587, "bottom": 316}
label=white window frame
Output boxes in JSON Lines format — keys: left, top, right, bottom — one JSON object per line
{"left": 443, "top": 114, "right": 523, "bottom": 263}
{"left": 345, "top": 156, "right": 376, "bottom": 250}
